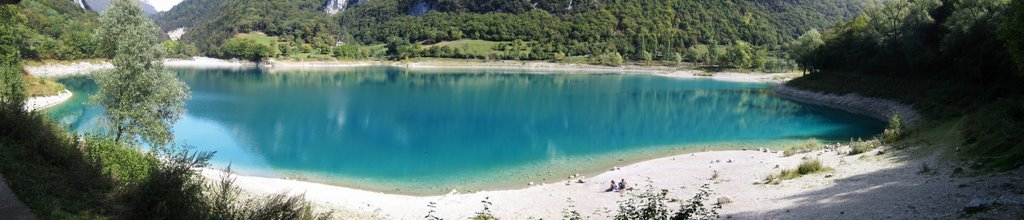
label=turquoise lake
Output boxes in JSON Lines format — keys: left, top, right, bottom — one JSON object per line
{"left": 47, "top": 66, "right": 884, "bottom": 194}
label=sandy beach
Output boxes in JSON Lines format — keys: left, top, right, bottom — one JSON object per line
{"left": 204, "top": 142, "right": 1022, "bottom": 219}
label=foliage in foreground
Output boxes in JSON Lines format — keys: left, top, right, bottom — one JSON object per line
{"left": 0, "top": 107, "right": 333, "bottom": 219}
{"left": 611, "top": 183, "right": 720, "bottom": 220}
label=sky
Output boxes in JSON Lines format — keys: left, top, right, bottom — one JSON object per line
{"left": 142, "top": 0, "right": 184, "bottom": 12}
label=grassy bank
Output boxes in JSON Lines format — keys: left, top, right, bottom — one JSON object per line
{"left": 23, "top": 74, "right": 64, "bottom": 97}
{"left": 0, "top": 108, "right": 331, "bottom": 219}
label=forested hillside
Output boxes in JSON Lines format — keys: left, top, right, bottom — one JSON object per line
{"left": 155, "top": 0, "right": 864, "bottom": 67}
{"left": 787, "top": 0, "right": 1024, "bottom": 171}
{"left": 10, "top": 0, "right": 100, "bottom": 60}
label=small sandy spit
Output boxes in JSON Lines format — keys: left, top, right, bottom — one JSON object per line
{"left": 23, "top": 90, "right": 72, "bottom": 112}
{"left": 24, "top": 61, "right": 112, "bottom": 78}
{"left": 164, "top": 57, "right": 255, "bottom": 68}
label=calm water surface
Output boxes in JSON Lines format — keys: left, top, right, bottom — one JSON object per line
{"left": 47, "top": 66, "right": 883, "bottom": 193}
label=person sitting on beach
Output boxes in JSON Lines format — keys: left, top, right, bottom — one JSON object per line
{"left": 606, "top": 180, "right": 617, "bottom": 192}
{"left": 618, "top": 179, "right": 628, "bottom": 192}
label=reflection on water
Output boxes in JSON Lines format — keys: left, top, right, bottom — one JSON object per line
{"left": 48, "top": 66, "right": 883, "bottom": 189}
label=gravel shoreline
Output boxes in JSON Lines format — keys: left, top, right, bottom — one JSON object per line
{"left": 773, "top": 84, "right": 922, "bottom": 126}
{"left": 24, "top": 90, "right": 72, "bottom": 112}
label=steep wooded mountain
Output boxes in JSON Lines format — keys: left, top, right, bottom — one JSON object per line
{"left": 82, "top": 0, "right": 158, "bottom": 14}
{"left": 155, "top": 0, "right": 865, "bottom": 61}
{"left": 9, "top": 0, "right": 100, "bottom": 60}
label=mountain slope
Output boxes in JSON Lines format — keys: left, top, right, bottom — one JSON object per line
{"left": 155, "top": 0, "right": 865, "bottom": 60}
{"left": 83, "top": 0, "right": 157, "bottom": 14}
{"left": 11, "top": 0, "right": 100, "bottom": 60}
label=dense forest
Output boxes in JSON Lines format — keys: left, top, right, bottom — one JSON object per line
{"left": 149, "top": 0, "right": 864, "bottom": 69}
{"left": 787, "top": 0, "right": 1024, "bottom": 170}
{"left": 9, "top": 0, "right": 100, "bottom": 60}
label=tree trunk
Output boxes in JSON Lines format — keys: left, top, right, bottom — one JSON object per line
{"left": 114, "top": 125, "right": 123, "bottom": 144}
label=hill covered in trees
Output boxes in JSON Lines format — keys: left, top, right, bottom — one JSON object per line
{"left": 154, "top": 0, "right": 866, "bottom": 68}
{"left": 787, "top": 0, "right": 1024, "bottom": 171}
{"left": 9, "top": 0, "right": 100, "bottom": 60}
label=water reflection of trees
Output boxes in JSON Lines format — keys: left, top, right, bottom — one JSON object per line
{"left": 172, "top": 67, "right": 882, "bottom": 180}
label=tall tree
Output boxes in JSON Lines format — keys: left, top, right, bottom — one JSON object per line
{"left": 790, "top": 29, "right": 824, "bottom": 75}
{"left": 92, "top": 0, "right": 190, "bottom": 146}
{"left": 0, "top": 5, "right": 26, "bottom": 112}
{"left": 1003, "top": 0, "right": 1024, "bottom": 74}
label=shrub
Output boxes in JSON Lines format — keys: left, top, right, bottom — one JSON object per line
{"left": 614, "top": 186, "right": 672, "bottom": 220}
{"left": 561, "top": 198, "right": 583, "bottom": 220}
{"left": 120, "top": 145, "right": 216, "bottom": 219}
{"left": 796, "top": 159, "right": 827, "bottom": 175}
{"left": 847, "top": 138, "right": 880, "bottom": 156}
{"left": 672, "top": 184, "right": 721, "bottom": 220}
{"left": 613, "top": 181, "right": 720, "bottom": 220}
{"left": 83, "top": 133, "right": 158, "bottom": 189}
{"left": 221, "top": 38, "right": 273, "bottom": 61}
{"left": 471, "top": 197, "right": 496, "bottom": 220}
{"left": 882, "top": 114, "right": 904, "bottom": 143}
{"left": 765, "top": 159, "right": 830, "bottom": 184}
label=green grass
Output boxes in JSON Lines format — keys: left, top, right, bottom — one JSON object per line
{"left": 23, "top": 74, "right": 65, "bottom": 97}
{"left": 960, "top": 100, "right": 1024, "bottom": 171}
{"left": 764, "top": 159, "right": 831, "bottom": 184}
{"left": 234, "top": 32, "right": 278, "bottom": 47}
{"left": 0, "top": 108, "right": 331, "bottom": 219}
{"left": 426, "top": 39, "right": 504, "bottom": 56}
{"left": 847, "top": 138, "right": 881, "bottom": 156}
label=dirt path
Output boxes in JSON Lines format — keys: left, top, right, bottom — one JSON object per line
{"left": 0, "top": 175, "right": 35, "bottom": 220}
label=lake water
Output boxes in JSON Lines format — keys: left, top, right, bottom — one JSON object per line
{"left": 47, "top": 66, "right": 883, "bottom": 194}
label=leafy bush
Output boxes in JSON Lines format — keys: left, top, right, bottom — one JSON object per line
{"left": 0, "top": 109, "right": 112, "bottom": 218}
{"left": 471, "top": 197, "right": 497, "bottom": 220}
{"left": 208, "top": 167, "right": 332, "bottom": 220}
{"left": 882, "top": 114, "right": 904, "bottom": 143}
{"left": 82, "top": 133, "right": 158, "bottom": 189}
{"left": 614, "top": 186, "right": 672, "bottom": 220}
{"left": 847, "top": 139, "right": 879, "bottom": 156}
{"left": 672, "top": 184, "right": 721, "bottom": 220}
{"left": 221, "top": 38, "right": 273, "bottom": 61}
{"left": 613, "top": 182, "right": 720, "bottom": 220}
{"left": 796, "top": 159, "right": 827, "bottom": 175}
{"left": 595, "top": 52, "right": 624, "bottom": 66}
{"left": 765, "top": 159, "right": 830, "bottom": 184}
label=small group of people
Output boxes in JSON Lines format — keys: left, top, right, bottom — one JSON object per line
{"left": 605, "top": 179, "right": 630, "bottom": 192}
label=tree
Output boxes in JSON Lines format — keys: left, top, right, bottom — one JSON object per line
{"left": 0, "top": 5, "right": 27, "bottom": 112}
{"left": 790, "top": 29, "right": 824, "bottom": 74}
{"left": 1002, "top": 0, "right": 1024, "bottom": 73}
{"left": 92, "top": 0, "right": 190, "bottom": 146}
{"left": 221, "top": 38, "right": 271, "bottom": 61}
{"left": 727, "top": 40, "right": 754, "bottom": 69}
